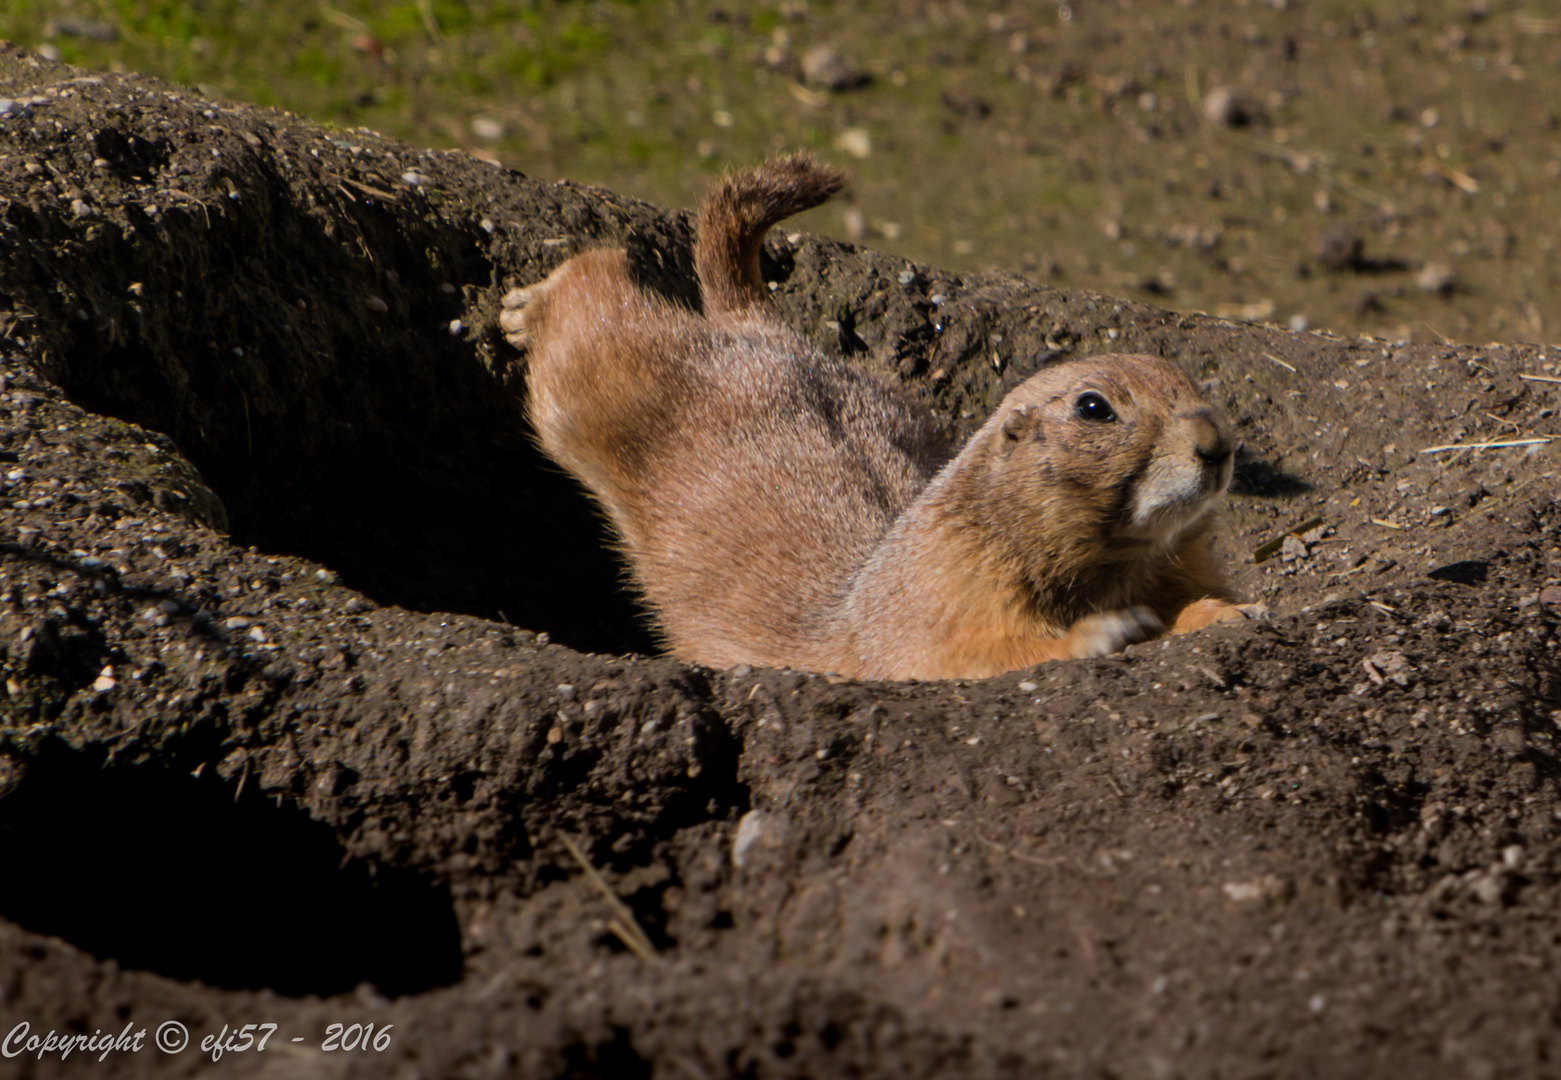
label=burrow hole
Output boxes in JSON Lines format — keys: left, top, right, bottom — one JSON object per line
{"left": 0, "top": 743, "right": 463, "bottom": 997}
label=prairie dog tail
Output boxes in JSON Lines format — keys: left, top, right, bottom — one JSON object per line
{"left": 695, "top": 153, "right": 847, "bottom": 316}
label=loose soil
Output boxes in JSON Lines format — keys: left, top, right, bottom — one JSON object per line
{"left": 2, "top": 45, "right": 1560, "bottom": 1079}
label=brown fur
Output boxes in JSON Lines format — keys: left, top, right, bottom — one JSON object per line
{"left": 502, "top": 154, "right": 1246, "bottom": 680}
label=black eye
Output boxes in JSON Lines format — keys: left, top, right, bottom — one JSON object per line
{"left": 1075, "top": 392, "right": 1116, "bottom": 422}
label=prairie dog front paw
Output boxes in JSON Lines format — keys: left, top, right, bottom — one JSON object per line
{"left": 1064, "top": 606, "right": 1163, "bottom": 659}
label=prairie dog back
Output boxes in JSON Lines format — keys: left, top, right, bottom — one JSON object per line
{"left": 506, "top": 155, "right": 948, "bottom": 670}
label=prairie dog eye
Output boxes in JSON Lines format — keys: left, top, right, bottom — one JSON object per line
{"left": 1074, "top": 392, "right": 1116, "bottom": 422}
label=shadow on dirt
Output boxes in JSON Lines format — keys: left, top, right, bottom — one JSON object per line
{"left": 1230, "top": 454, "right": 1313, "bottom": 498}
{"left": 0, "top": 742, "right": 463, "bottom": 997}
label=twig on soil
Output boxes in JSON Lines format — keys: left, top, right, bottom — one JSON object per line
{"left": 1519, "top": 373, "right": 1561, "bottom": 385}
{"left": 1419, "top": 437, "right": 1553, "bottom": 454}
{"left": 415, "top": 0, "right": 446, "bottom": 43}
{"left": 321, "top": 6, "right": 372, "bottom": 34}
{"left": 559, "top": 833, "right": 659, "bottom": 964}
{"left": 669, "top": 1055, "right": 713, "bottom": 1080}
{"left": 336, "top": 176, "right": 400, "bottom": 203}
{"left": 973, "top": 832, "right": 1069, "bottom": 869}
{"left": 1253, "top": 514, "right": 1325, "bottom": 562}
{"left": 787, "top": 81, "right": 829, "bottom": 108}
{"left": 163, "top": 189, "right": 211, "bottom": 229}
{"left": 1262, "top": 353, "right": 1296, "bottom": 373}
{"left": 1371, "top": 518, "right": 1404, "bottom": 530}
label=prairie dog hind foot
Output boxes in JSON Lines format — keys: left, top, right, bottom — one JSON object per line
{"left": 499, "top": 284, "right": 540, "bottom": 349}
{"left": 1168, "top": 598, "right": 1272, "bottom": 634}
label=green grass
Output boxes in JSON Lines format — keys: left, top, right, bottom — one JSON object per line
{"left": 5, "top": 0, "right": 1561, "bottom": 346}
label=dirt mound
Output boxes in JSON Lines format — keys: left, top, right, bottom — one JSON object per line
{"left": 2, "top": 45, "right": 1560, "bottom": 1079}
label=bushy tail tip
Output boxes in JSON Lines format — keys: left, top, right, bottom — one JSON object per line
{"left": 695, "top": 153, "right": 847, "bottom": 316}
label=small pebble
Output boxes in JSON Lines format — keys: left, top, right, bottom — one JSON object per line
{"left": 401, "top": 170, "right": 427, "bottom": 186}
{"left": 448, "top": 319, "right": 464, "bottom": 336}
{"left": 801, "top": 45, "right": 860, "bottom": 90}
{"left": 1313, "top": 225, "right": 1364, "bottom": 271}
{"left": 1471, "top": 872, "right": 1505, "bottom": 905}
{"left": 1223, "top": 874, "right": 1290, "bottom": 904}
{"left": 1202, "top": 86, "right": 1254, "bottom": 127}
{"left": 223, "top": 617, "right": 252, "bottom": 630}
{"left": 1415, "top": 262, "right": 1458, "bottom": 295}
{"left": 91, "top": 666, "right": 116, "bottom": 693}
{"left": 732, "top": 810, "right": 768, "bottom": 869}
{"left": 835, "top": 127, "right": 871, "bottom": 159}
{"left": 364, "top": 296, "right": 389, "bottom": 314}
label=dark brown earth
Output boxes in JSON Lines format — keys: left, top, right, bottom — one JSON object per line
{"left": 2, "top": 43, "right": 1560, "bottom": 1079}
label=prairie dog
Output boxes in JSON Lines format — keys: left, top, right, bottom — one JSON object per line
{"left": 502, "top": 154, "right": 1250, "bottom": 680}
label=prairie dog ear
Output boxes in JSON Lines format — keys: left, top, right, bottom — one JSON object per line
{"left": 999, "top": 404, "right": 1042, "bottom": 455}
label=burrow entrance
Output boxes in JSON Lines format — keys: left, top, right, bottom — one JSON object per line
{"left": 0, "top": 743, "right": 463, "bottom": 997}
{"left": 17, "top": 144, "right": 661, "bottom": 658}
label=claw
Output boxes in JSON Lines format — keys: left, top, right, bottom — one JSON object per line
{"left": 499, "top": 285, "right": 538, "bottom": 349}
{"left": 1066, "top": 606, "right": 1163, "bottom": 659}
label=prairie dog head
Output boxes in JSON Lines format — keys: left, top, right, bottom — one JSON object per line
{"left": 988, "top": 353, "right": 1233, "bottom": 549}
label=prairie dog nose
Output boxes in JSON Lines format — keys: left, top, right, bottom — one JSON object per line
{"left": 1187, "top": 411, "right": 1233, "bottom": 465}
